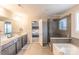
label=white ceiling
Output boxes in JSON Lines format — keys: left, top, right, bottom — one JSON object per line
{"left": 1, "top": 4, "right": 76, "bottom": 18}
{"left": 21, "top": 4, "right": 76, "bottom": 16}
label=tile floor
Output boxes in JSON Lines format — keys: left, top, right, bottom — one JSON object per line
{"left": 17, "top": 43, "right": 53, "bottom": 55}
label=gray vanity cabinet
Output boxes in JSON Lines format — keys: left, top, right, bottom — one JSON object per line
{"left": 1, "top": 44, "right": 16, "bottom": 55}
{"left": 1, "top": 40, "right": 16, "bottom": 55}
{"left": 1, "top": 34, "right": 27, "bottom": 55}
{"left": 8, "top": 43, "right": 16, "bottom": 55}
{"left": 22, "top": 35, "right": 27, "bottom": 46}
{"left": 0, "top": 47, "right": 1, "bottom": 55}
{"left": 16, "top": 38, "right": 22, "bottom": 53}
{"left": 1, "top": 48, "right": 9, "bottom": 55}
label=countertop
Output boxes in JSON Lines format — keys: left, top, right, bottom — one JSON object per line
{"left": 0, "top": 33, "right": 27, "bottom": 47}
{"left": 50, "top": 37, "right": 72, "bottom": 40}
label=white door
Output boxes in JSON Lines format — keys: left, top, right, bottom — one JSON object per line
{"left": 39, "top": 20, "right": 43, "bottom": 46}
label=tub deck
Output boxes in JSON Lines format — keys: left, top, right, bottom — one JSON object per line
{"left": 53, "top": 43, "right": 79, "bottom": 55}
{"left": 50, "top": 37, "right": 79, "bottom": 55}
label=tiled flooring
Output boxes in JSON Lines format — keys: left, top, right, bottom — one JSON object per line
{"left": 17, "top": 43, "right": 53, "bottom": 55}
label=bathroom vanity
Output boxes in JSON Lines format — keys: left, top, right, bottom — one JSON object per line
{"left": 0, "top": 33, "right": 27, "bottom": 55}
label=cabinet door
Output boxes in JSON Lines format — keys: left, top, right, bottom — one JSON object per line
{"left": 24, "top": 35, "right": 27, "bottom": 44}
{"left": 8, "top": 43, "right": 16, "bottom": 55}
{"left": 1, "top": 48, "right": 9, "bottom": 55}
{"left": 16, "top": 38, "right": 22, "bottom": 53}
{"left": 23, "top": 37, "right": 25, "bottom": 46}
{"left": 21, "top": 37, "right": 23, "bottom": 47}
{"left": 23, "top": 35, "right": 27, "bottom": 46}
{"left": 0, "top": 47, "right": 1, "bottom": 55}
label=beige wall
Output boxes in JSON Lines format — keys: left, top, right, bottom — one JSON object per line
{"left": 12, "top": 15, "right": 28, "bottom": 33}
{"left": 0, "top": 21, "right": 4, "bottom": 35}
{"left": 59, "top": 5, "right": 79, "bottom": 39}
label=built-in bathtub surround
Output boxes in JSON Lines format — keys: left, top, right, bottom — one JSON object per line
{"left": 50, "top": 37, "right": 71, "bottom": 43}
{"left": 53, "top": 43, "right": 79, "bottom": 55}
{"left": 71, "top": 37, "right": 79, "bottom": 47}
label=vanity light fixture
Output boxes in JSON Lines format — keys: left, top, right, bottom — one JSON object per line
{"left": 12, "top": 12, "right": 26, "bottom": 21}
{"left": 0, "top": 7, "right": 5, "bottom": 16}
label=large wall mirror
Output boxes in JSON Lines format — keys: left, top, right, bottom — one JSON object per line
{"left": 0, "top": 20, "right": 12, "bottom": 38}
{"left": 4, "top": 22, "right": 12, "bottom": 38}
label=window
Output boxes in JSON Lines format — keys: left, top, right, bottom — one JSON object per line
{"left": 59, "top": 18, "right": 67, "bottom": 30}
{"left": 76, "top": 13, "right": 79, "bottom": 31}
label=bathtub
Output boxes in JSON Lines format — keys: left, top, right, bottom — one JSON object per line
{"left": 53, "top": 43, "right": 79, "bottom": 55}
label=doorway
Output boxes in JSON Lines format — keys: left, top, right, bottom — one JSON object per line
{"left": 32, "top": 21, "right": 39, "bottom": 43}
